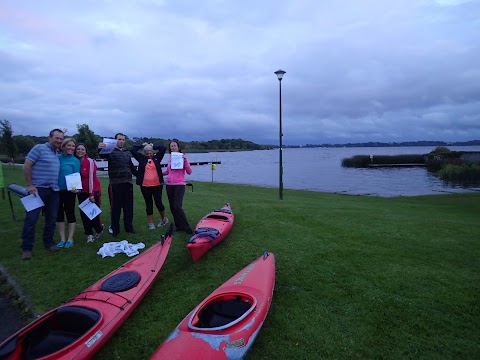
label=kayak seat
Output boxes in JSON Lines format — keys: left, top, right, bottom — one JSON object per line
{"left": 206, "top": 214, "right": 230, "bottom": 221}
{"left": 100, "top": 271, "right": 141, "bottom": 292}
{"left": 23, "top": 306, "right": 100, "bottom": 359}
{"left": 195, "top": 227, "right": 220, "bottom": 236}
{"left": 198, "top": 299, "right": 252, "bottom": 328}
{"left": 53, "top": 306, "right": 100, "bottom": 334}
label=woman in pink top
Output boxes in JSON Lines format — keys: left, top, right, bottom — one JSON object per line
{"left": 163, "top": 140, "right": 193, "bottom": 234}
{"left": 75, "top": 143, "right": 104, "bottom": 243}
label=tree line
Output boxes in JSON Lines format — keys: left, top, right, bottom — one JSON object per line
{"left": 0, "top": 120, "right": 270, "bottom": 162}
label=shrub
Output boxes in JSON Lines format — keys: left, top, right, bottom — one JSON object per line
{"left": 341, "top": 155, "right": 370, "bottom": 167}
{"left": 430, "top": 146, "right": 451, "bottom": 154}
{"left": 341, "top": 154, "right": 424, "bottom": 168}
{"left": 438, "top": 162, "right": 480, "bottom": 184}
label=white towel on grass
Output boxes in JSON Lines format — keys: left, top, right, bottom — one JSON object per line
{"left": 97, "top": 240, "right": 145, "bottom": 258}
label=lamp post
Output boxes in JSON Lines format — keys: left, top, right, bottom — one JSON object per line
{"left": 274, "top": 69, "right": 286, "bottom": 200}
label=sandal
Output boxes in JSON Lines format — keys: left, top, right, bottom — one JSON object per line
{"left": 57, "top": 240, "right": 66, "bottom": 248}
{"left": 65, "top": 241, "right": 74, "bottom": 248}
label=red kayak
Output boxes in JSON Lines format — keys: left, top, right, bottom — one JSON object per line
{"left": 0, "top": 225, "right": 174, "bottom": 360}
{"left": 150, "top": 252, "right": 275, "bottom": 360}
{"left": 187, "top": 203, "right": 234, "bottom": 263}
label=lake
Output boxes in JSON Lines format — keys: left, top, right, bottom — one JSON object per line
{"left": 182, "top": 146, "right": 480, "bottom": 197}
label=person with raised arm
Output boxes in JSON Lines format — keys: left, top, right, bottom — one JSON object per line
{"left": 131, "top": 142, "right": 169, "bottom": 230}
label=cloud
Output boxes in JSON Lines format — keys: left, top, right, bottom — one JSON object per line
{"left": 1, "top": 0, "right": 479, "bottom": 145}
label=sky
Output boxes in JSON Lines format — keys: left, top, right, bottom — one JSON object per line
{"left": 1, "top": 0, "right": 479, "bottom": 145}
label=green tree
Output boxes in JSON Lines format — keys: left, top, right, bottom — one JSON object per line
{"left": 75, "top": 124, "right": 101, "bottom": 158}
{"left": 0, "top": 119, "right": 18, "bottom": 160}
{"left": 13, "top": 135, "right": 36, "bottom": 155}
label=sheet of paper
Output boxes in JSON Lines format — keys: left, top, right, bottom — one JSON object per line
{"left": 79, "top": 198, "right": 102, "bottom": 220}
{"left": 171, "top": 152, "right": 184, "bottom": 170}
{"left": 99, "top": 138, "right": 117, "bottom": 154}
{"left": 65, "top": 172, "right": 82, "bottom": 190}
{"left": 20, "top": 194, "right": 45, "bottom": 212}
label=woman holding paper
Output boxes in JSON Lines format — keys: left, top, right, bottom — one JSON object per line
{"left": 130, "top": 142, "right": 169, "bottom": 230}
{"left": 163, "top": 140, "right": 193, "bottom": 234}
{"left": 56, "top": 138, "right": 80, "bottom": 248}
{"left": 75, "top": 143, "right": 104, "bottom": 243}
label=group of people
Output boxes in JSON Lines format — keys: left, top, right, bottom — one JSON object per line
{"left": 20, "top": 129, "right": 193, "bottom": 261}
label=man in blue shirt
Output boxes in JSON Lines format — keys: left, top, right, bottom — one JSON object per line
{"left": 21, "top": 129, "right": 64, "bottom": 260}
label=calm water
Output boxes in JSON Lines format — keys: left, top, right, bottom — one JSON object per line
{"left": 183, "top": 146, "right": 480, "bottom": 197}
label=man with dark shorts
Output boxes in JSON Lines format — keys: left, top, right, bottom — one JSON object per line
{"left": 21, "top": 129, "right": 64, "bottom": 260}
{"left": 98, "top": 133, "right": 137, "bottom": 237}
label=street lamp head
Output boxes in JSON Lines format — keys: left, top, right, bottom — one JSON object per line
{"left": 274, "top": 69, "right": 286, "bottom": 81}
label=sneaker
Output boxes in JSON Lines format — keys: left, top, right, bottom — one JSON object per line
{"left": 95, "top": 224, "right": 105, "bottom": 239}
{"left": 149, "top": 223, "right": 155, "bottom": 230}
{"left": 108, "top": 225, "right": 113, "bottom": 234}
{"left": 158, "top": 217, "right": 169, "bottom": 227}
{"left": 22, "top": 251, "right": 32, "bottom": 260}
{"left": 87, "top": 235, "right": 94, "bottom": 243}
{"left": 126, "top": 229, "right": 137, "bottom": 234}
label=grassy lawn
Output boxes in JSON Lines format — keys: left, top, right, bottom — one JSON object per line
{"left": 1, "top": 164, "right": 479, "bottom": 359}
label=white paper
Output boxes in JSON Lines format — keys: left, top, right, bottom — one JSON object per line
{"left": 99, "top": 138, "right": 117, "bottom": 154}
{"left": 171, "top": 152, "right": 184, "bottom": 170}
{"left": 20, "top": 194, "right": 45, "bottom": 212}
{"left": 65, "top": 172, "right": 82, "bottom": 191}
{"left": 79, "top": 198, "right": 102, "bottom": 220}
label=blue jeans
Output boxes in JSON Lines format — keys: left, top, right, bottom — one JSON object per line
{"left": 21, "top": 188, "right": 60, "bottom": 251}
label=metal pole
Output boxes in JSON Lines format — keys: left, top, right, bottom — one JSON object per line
{"left": 279, "top": 79, "right": 283, "bottom": 200}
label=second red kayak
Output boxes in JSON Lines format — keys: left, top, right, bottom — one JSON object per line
{"left": 187, "top": 203, "right": 234, "bottom": 263}
{"left": 150, "top": 252, "right": 276, "bottom": 360}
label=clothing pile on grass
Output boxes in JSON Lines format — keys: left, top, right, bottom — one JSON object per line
{"left": 97, "top": 240, "right": 145, "bottom": 258}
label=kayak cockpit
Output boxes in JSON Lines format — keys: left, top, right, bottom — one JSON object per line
{"left": 15, "top": 306, "right": 100, "bottom": 359}
{"left": 205, "top": 214, "right": 230, "bottom": 221}
{"left": 188, "top": 293, "right": 257, "bottom": 332}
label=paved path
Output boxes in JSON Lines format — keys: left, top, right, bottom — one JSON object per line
{"left": 0, "top": 294, "right": 28, "bottom": 342}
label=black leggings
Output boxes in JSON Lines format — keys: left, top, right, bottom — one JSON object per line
{"left": 57, "top": 190, "right": 77, "bottom": 223}
{"left": 140, "top": 185, "right": 165, "bottom": 215}
{"left": 78, "top": 191, "right": 103, "bottom": 235}
{"left": 166, "top": 185, "right": 191, "bottom": 230}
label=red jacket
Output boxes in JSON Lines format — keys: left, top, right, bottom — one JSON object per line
{"left": 80, "top": 157, "right": 101, "bottom": 195}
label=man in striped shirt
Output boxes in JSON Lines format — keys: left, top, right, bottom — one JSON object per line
{"left": 21, "top": 129, "right": 64, "bottom": 260}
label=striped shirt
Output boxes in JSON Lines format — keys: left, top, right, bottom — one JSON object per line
{"left": 26, "top": 142, "right": 60, "bottom": 190}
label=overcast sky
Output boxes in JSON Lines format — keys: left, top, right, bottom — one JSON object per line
{"left": 1, "top": 0, "right": 479, "bottom": 145}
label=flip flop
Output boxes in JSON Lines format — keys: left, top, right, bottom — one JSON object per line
{"left": 57, "top": 240, "right": 66, "bottom": 248}
{"left": 65, "top": 241, "right": 74, "bottom": 248}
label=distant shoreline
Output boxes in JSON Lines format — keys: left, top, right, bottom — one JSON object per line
{"left": 282, "top": 141, "right": 480, "bottom": 149}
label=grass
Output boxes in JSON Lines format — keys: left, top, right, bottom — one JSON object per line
{"left": 1, "top": 164, "right": 480, "bottom": 359}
